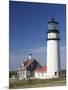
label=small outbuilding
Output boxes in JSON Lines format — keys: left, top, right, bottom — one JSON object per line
{"left": 34, "top": 66, "right": 47, "bottom": 79}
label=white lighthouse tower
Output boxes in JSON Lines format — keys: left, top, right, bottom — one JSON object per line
{"left": 47, "top": 18, "right": 60, "bottom": 78}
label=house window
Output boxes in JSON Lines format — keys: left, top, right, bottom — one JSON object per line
{"left": 38, "top": 72, "right": 40, "bottom": 76}
{"left": 55, "top": 72, "right": 57, "bottom": 76}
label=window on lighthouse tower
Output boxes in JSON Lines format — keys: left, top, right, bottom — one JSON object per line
{"left": 55, "top": 72, "right": 57, "bottom": 76}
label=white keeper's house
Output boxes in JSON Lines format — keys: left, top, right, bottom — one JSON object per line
{"left": 17, "top": 54, "right": 47, "bottom": 80}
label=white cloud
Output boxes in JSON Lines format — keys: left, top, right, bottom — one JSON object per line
{"left": 31, "top": 46, "right": 46, "bottom": 54}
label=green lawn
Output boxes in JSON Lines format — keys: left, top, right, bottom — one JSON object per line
{"left": 9, "top": 77, "right": 66, "bottom": 89}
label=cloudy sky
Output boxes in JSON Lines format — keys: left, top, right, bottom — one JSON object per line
{"left": 9, "top": 1, "right": 66, "bottom": 71}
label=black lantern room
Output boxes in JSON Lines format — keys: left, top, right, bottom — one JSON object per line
{"left": 47, "top": 18, "right": 60, "bottom": 40}
{"left": 47, "top": 18, "right": 59, "bottom": 33}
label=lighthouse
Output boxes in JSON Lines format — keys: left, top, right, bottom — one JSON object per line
{"left": 47, "top": 18, "right": 60, "bottom": 78}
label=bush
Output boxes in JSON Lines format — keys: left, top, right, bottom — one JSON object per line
{"left": 9, "top": 71, "right": 17, "bottom": 78}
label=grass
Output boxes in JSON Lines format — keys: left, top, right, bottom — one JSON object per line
{"left": 9, "top": 77, "right": 66, "bottom": 89}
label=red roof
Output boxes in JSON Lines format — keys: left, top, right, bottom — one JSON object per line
{"left": 23, "top": 59, "right": 33, "bottom": 68}
{"left": 35, "top": 66, "right": 47, "bottom": 73}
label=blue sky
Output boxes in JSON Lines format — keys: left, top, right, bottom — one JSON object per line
{"left": 9, "top": 1, "right": 66, "bottom": 71}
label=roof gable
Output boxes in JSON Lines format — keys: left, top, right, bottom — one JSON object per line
{"left": 23, "top": 58, "right": 42, "bottom": 69}
{"left": 23, "top": 59, "right": 33, "bottom": 68}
